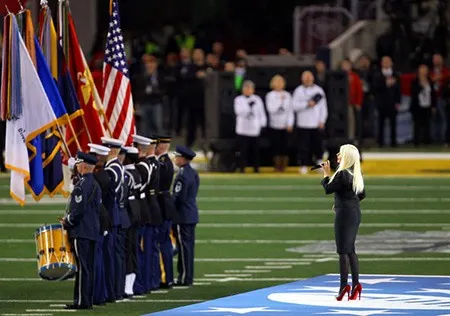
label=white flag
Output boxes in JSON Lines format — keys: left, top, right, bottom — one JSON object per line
{"left": 5, "top": 21, "right": 58, "bottom": 206}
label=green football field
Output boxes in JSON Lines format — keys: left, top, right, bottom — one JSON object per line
{"left": 0, "top": 174, "right": 449, "bottom": 315}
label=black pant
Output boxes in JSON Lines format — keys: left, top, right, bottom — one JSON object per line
{"left": 236, "top": 135, "right": 260, "bottom": 173}
{"left": 413, "top": 108, "right": 432, "bottom": 146}
{"left": 0, "top": 121, "right": 5, "bottom": 171}
{"left": 186, "top": 105, "right": 205, "bottom": 148}
{"left": 115, "top": 227, "right": 127, "bottom": 299}
{"left": 73, "top": 238, "right": 96, "bottom": 307}
{"left": 269, "top": 128, "right": 287, "bottom": 156}
{"left": 378, "top": 111, "right": 397, "bottom": 147}
{"left": 296, "top": 128, "right": 323, "bottom": 166}
{"left": 175, "top": 224, "right": 196, "bottom": 285}
{"left": 125, "top": 227, "right": 138, "bottom": 274}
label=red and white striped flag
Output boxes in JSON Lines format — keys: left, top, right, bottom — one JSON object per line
{"left": 103, "top": 0, "right": 135, "bottom": 145}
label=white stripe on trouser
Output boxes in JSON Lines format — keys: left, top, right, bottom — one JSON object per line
{"left": 73, "top": 239, "right": 82, "bottom": 306}
{"left": 125, "top": 273, "right": 136, "bottom": 295}
{"left": 176, "top": 225, "right": 186, "bottom": 284}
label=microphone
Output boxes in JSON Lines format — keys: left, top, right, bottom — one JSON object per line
{"left": 310, "top": 163, "right": 324, "bottom": 171}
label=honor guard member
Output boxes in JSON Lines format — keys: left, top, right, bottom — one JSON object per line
{"left": 88, "top": 144, "right": 112, "bottom": 306}
{"left": 61, "top": 152, "right": 101, "bottom": 310}
{"left": 89, "top": 143, "right": 116, "bottom": 303}
{"left": 172, "top": 146, "right": 199, "bottom": 286}
{"left": 123, "top": 147, "right": 142, "bottom": 299}
{"left": 155, "top": 135, "right": 176, "bottom": 288}
{"left": 101, "top": 137, "right": 127, "bottom": 301}
{"left": 145, "top": 137, "right": 163, "bottom": 291}
{"left": 131, "top": 134, "right": 152, "bottom": 295}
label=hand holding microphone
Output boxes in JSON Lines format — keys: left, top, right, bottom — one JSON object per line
{"left": 311, "top": 160, "right": 332, "bottom": 177}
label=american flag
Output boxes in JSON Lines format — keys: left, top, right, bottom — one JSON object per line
{"left": 103, "top": 0, "right": 135, "bottom": 144}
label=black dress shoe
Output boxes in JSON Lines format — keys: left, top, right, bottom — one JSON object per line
{"left": 106, "top": 299, "right": 116, "bottom": 303}
{"left": 65, "top": 304, "right": 93, "bottom": 310}
{"left": 159, "top": 282, "right": 173, "bottom": 289}
{"left": 123, "top": 293, "right": 133, "bottom": 300}
{"left": 94, "top": 302, "right": 106, "bottom": 306}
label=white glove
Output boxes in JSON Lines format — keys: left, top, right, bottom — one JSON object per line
{"left": 68, "top": 157, "right": 76, "bottom": 170}
{"left": 103, "top": 231, "right": 108, "bottom": 236}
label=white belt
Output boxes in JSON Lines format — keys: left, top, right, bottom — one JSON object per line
{"left": 140, "top": 193, "right": 145, "bottom": 198}
{"left": 128, "top": 196, "right": 136, "bottom": 201}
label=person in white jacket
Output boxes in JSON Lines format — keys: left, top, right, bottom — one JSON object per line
{"left": 234, "top": 80, "right": 267, "bottom": 173}
{"left": 291, "top": 71, "right": 328, "bottom": 174}
{"left": 265, "top": 75, "right": 294, "bottom": 172}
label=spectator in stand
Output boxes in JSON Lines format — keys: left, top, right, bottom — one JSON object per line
{"left": 373, "top": 56, "right": 401, "bottom": 147}
{"left": 265, "top": 75, "right": 294, "bottom": 172}
{"left": 163, "top": 53, "right": 179, "bottom": 133}
{"left": 430, "top": 53, "right": 450, "bottom": 144}
{"left": 355, "top": 54, "right": 375, "bottom": 139}
{"left": 440, "top": 76, "right": 450, "bottom": 147}
{"left": 341, "top": 59, "right": 364, "bottom": 145}
{"left": 133, "top": 54, "right": 166, "bottom": 136}
{"left": 206, "top": 53, "right": 221, "bottom": 72}
{"left": 224, "top": 62, "right": 235, "bottom": 72}
{"left": 234, "top": 80, "right": 267, "bottom": 173}
{"left": 278, "top": 48, "right": 292, "bottom": 56}
{"left": 175, "top": 48, "right": 193, "bottom": 136}
{"left": 212, "top": 41, "right": 227, "bottom": 63}
{"left": 292, "top": 71, "right": 328, "bottom": 175}
{"left": 313, "top": 59, "right": 329, "bottom": 91}
{"left": 234, "top": 59, "right": 248, "bottom": 93}
{"left": 236, "top": 49, "right": 247, "bottom": 60}
{"left": 186, "top": 48, "right": 208, "bottom": 147}
{"left": 410, "top": 64, "right": 436, "bottom": 147}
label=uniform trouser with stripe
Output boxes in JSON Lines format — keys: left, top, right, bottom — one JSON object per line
{"left": 148, "top": 225, "right": 161, "bottom": 290}
{"left": 126, "top": 227, "right": 138, "bottom": 274}
{"left": 158, "top": 220, "right": 174, "bottom": 285}
{"left": 115, "top": 227, "right": 127, "bottom": 299}
{"left": 143, "top": 225, "right": 155, "bottom": 292}
{"left": 103, "top": 228, "right": 116, "bottom": 301}
{"left": 73, "top": 238, "right": 96, "bottom": 307}
{"left": 175, "top": 224, "right": 196, "bottom": 285}
{"left": 93, "top": 234, "right": 106, "bottom": 304}
{"left": 133, "top": 226, "right": 146, "bottom": 295}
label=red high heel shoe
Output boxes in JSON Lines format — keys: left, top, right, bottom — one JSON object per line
{"left": 349, "top": 283, "right": 362, "bottom": 300}
{"left": 335, "top": 284, "right": 351, "bottom": 301}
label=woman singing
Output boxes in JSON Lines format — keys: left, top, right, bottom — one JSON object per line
{"left": 321, "top": 144, "right": 365, "bottom": 301}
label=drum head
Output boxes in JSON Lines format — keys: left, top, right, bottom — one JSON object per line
{"left": 39, "top": 263, "right": 76, "bottom": 281}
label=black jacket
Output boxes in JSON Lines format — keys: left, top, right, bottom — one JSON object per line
{"left": 321, "top": 170, "right": 366, "bottom": 209}
{"left": 410, "top": 78, "right": 437, "bottom": 117}
{"left": 373, "top": 70, "right": 402, "bottom": 113}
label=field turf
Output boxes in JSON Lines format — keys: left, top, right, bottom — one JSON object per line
{"left": 0, "top": 174, "right": 449, "bottom": 315}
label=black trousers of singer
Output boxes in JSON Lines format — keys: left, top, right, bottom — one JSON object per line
{"left": 236, "top": 135, "right": 260, "bottom": 173}
{"left": 72, "top": 238, "right": 96, "bottom": 307}
{"left": 175, "top": 224, "right": 196, "bottom": 286}
{"left": 296, "top": 128, "right": 323, "bottom": 166}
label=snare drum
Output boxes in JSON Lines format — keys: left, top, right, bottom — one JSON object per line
{"left": 35, "top": 224, "right": 76, "bottom": 281}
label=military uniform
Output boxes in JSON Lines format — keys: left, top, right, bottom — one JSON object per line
{"left": 123, "top": 147, "right": 142, "bottom": 298}
{"left": 172, "top": 146, "right": 199, "bottom": 286}
{"left": 64, "top": 152, "right": 101, "bottom": 310}
{"left": 157, "top": 137, "right": 176, "bottom": 288}
{"left": 88, "top": 145, "right": 112, "bottom": 306}
{"left": 131, "top": 135, "right": 152, "bottom": 295}
{"left": 101, "top": 137, "right": 128, "bottom": 301}
{"left": 144, "top": 139, "right": 163, "bottom": 291}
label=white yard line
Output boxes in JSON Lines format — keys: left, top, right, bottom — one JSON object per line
{"left": 245, "top": 265, "right": 292, "bottom": 270}
{"left": 203, "top": 274, "right": 253, "bottom": 277}
{"left": 264, "top": 262, "right": 312, "bottom": 266}
{"left": 224, "top": 270, "right": 272, "bottom": 273}
{"left": 2, "top": 314, "right": 53, "bottom": 316}
{"left": 25, "top": 310, "right": 74, "bottom": 313}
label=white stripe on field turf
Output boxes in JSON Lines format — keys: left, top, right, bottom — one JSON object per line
{"left": 2, "top": 223, "right": 450, "bottom": 228}
{"left": 245, "top": 265, "right": 292, "bottom": 269}
{"left": 2, "top": 314, "right": 53, "bottom": 316}
{"left": 1, "top": 209, "right": 450, "bottom": 215}
{"left": 25, "top": 310, "right": 74, "bottom": 313}
{"left": 225, "top": 270, "right": 271, "bottom": 273}
{"left": 203, "top": 274, "right": 253, "bottom": 277}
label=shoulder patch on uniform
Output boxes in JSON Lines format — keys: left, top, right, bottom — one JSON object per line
{"left": 75, "top": 195, "right": 83, "bottom": 203}
{"left": 175, "top": 181, "right": 182, "bottom": 193}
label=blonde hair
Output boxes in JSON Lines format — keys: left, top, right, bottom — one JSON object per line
{"left": 329, "top": 144, "right": 364, "bottom": 194}
{"left": 270, "top": 75, "right": 286, "bottom": 90}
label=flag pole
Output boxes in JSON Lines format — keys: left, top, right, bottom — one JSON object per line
{"left": 80, "top": 114, "right": 93, "bottom": 143}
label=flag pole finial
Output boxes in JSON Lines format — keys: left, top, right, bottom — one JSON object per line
{"left": 5, "top": 5, "right": 11, "bottom": 14}
{"left": 17, "top": 0, "right": 24, "bottom": 11}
